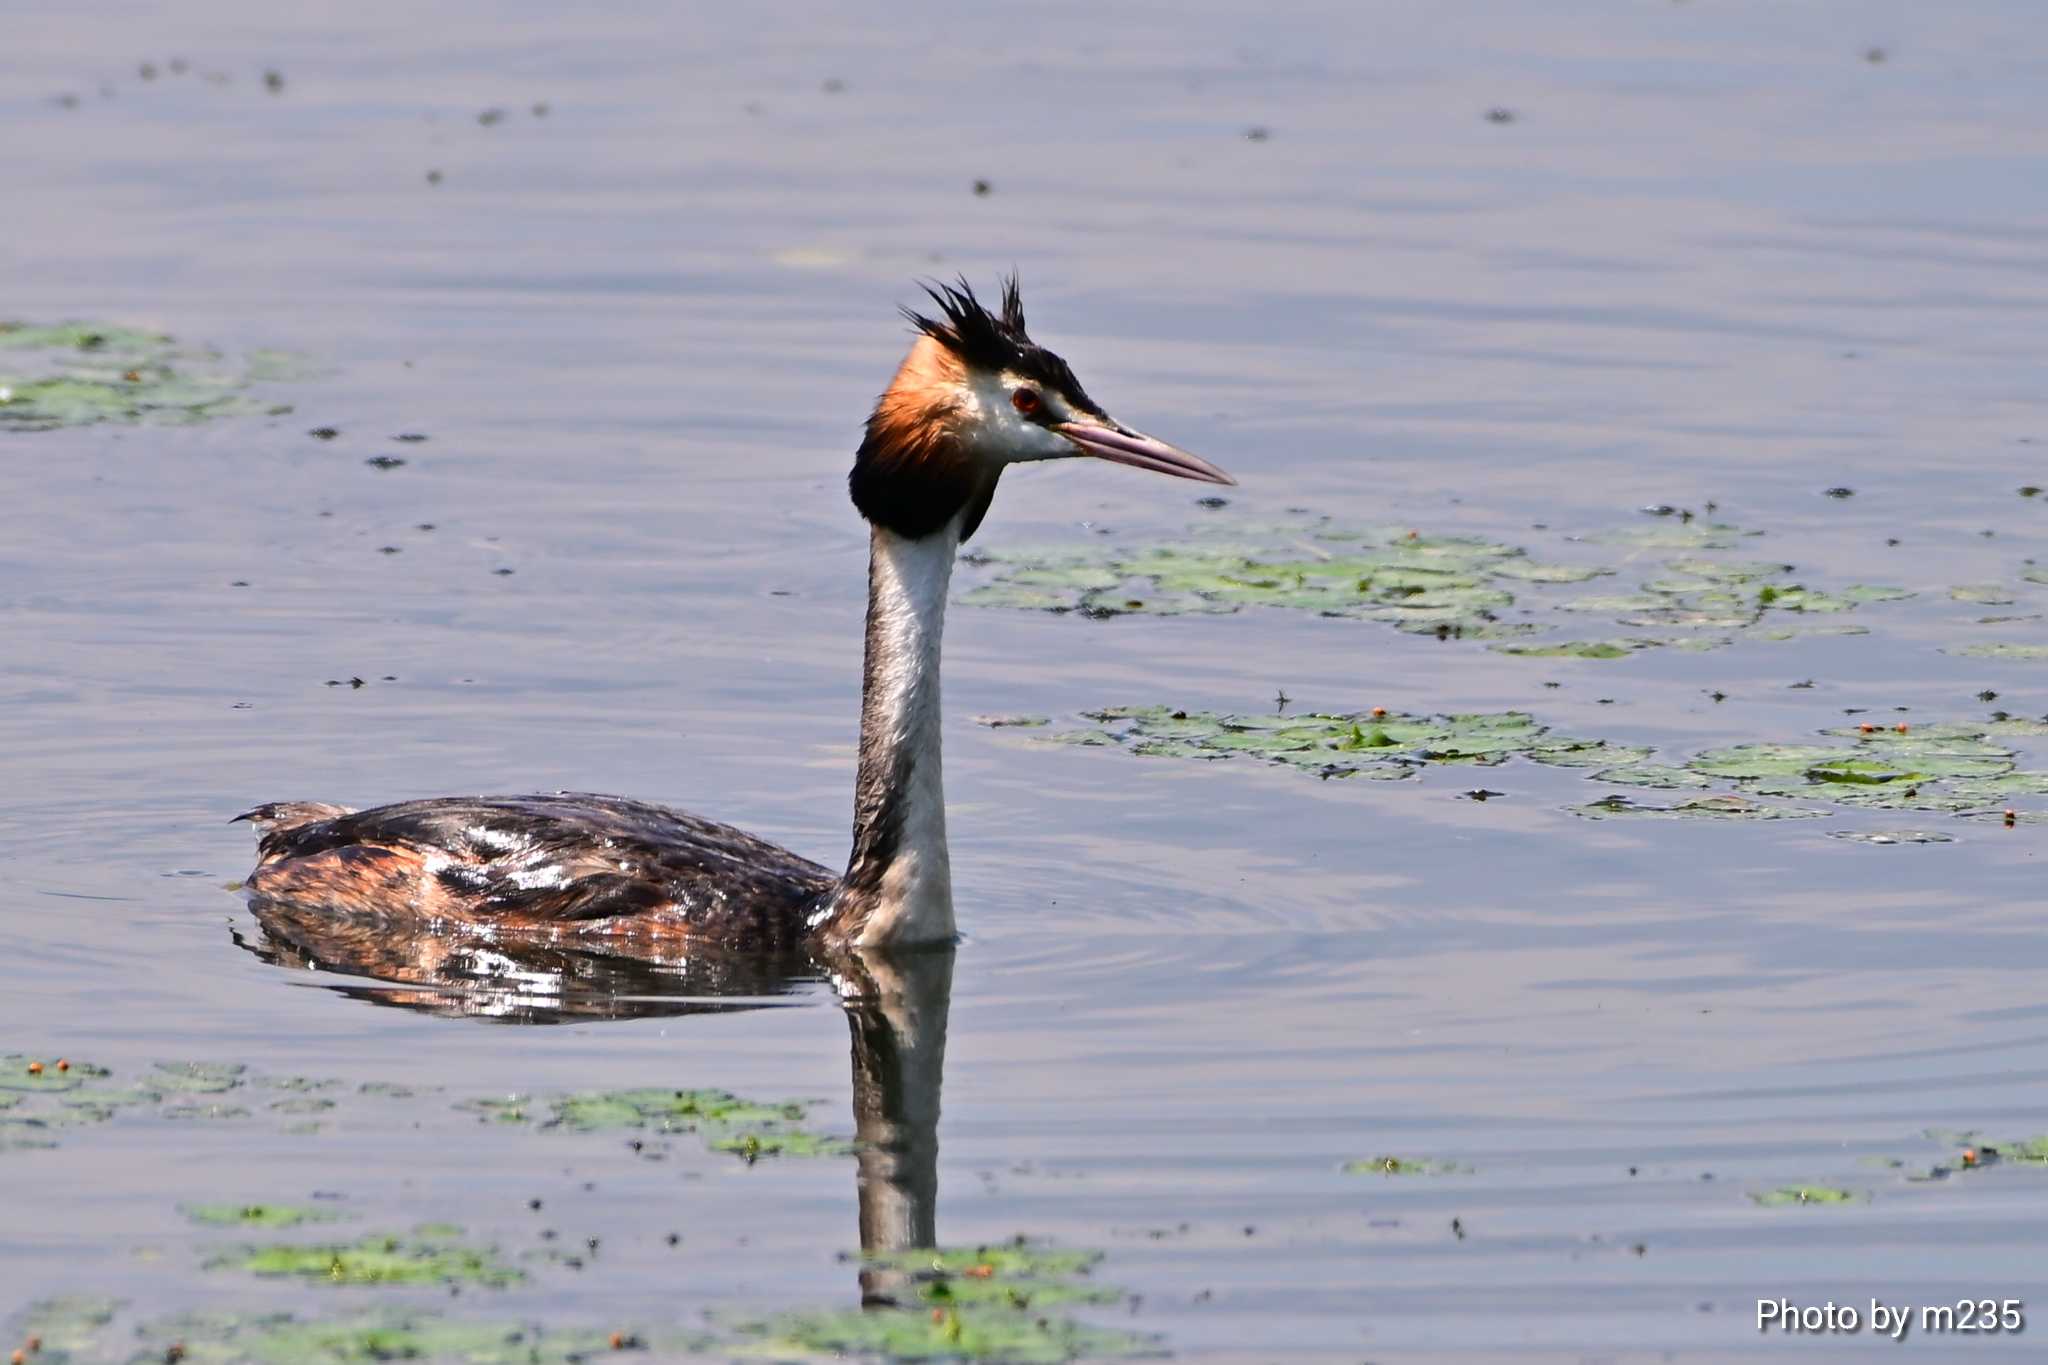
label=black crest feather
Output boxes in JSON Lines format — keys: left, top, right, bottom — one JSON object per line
{"left": 902, "top": 275, "right": 1100, "bottom": 416}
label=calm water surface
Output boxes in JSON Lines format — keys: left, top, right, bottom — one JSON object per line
{"left": 4, "top": 2, "right": 2047, "bottom": 1360}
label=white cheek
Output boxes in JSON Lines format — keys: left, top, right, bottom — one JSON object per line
{"left": 962, "top": 372, "right": 1072, "bottom": 463}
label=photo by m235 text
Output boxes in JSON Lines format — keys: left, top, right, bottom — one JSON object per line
{"left": 1758, "top": 1298, "right": 2025, "bottom": 1341}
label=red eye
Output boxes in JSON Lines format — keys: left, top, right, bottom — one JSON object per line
{"left": 1011, "top": 388, "right": 1041, "bottom": 415}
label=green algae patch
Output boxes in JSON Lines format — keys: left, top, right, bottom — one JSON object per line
{"left": 1590, "top": 763, "right": 1712, "bottom": 790}
{"left": 0, "top": 1058, "right": 133, "bottom": 1150}
{"left": 1577, "top": 520, "right": 1760, "bottom": 550}
{"left": 1952, "top": 643, "right": 2048, "bottom": 661}
{"left": 958, "top": 512, "right": 1925, "bottom": 658}
{"left": 738, "top": 1240, "right": 1148, "bottom": 1362}
{"left": 265, "top": 1075, "right": 340, "bottom": 1093}
{"left": 212, "top": 1228, "right": 524, "bottom": 1288}
{"left": 9, "top": 1295, "right": 121, "bottom": 1356}
{"left": 1343, "top": 1155, "right": 1472, "bottom": 1176}
{"left": 0, "top": 1118, "right": 62, "bottom": 1150}
{"left": 1034, "top": 706, "right": 1627, "bottom": 780}
{"left": 1763, "top": 584, "right": 1914, "bottom": 612}
{"left": 0, "top": 320, "right": 308, "bottom": 431}
{"left": 1993, "top": 1136, "right": 2048, "bottom": 1164}
{"left": 549, "top": 1086, "right": 803, "bottom": 1132}
{"left": 459, "top": 1095, "right": 533, "bottom": 1123}
{"left": 182, "top": 1202, "right": 346, "bottom": 1228}
{"left": 1692, "top": 725, "right": 2048, "bottom": 813}
{"left": 1574, "top": 794, "right": 1824, "bottom": 821}
{"left": 479, "top": 1085, "right": 848, "bottom": 1161}
{"left": 141, "top": 1310, "right": 706, "bottom": 1365}
{"left": 153, "top": 1061, "right": 248, "bottom": 1093}
{"left": 736, "top": 1306, "right": 1153, "bottom": 1363}
{"left": 1750, "top": 1186, "right": 1859, "bottom": 1207}
{"left": 867, "top": 1243, "right": 1105, "bottom": 1281}
{"left": 1490, "top": 639, "right": 1654, "bottom": 659}
{"left": 164, "top": 1103, "right": 254, "bottom": 1122}
{"left": 0, "top": 1055, "right": 110, "bottom": 1092}
{"left": 12, "top": 1301, "right": 707, "bottom": 1365}
{"left": 1696, "top": 740, "right": 2001, "bottom": 784}
{"left": 1491, "top": 560, "right": 1611, "bottom": 583}
{"left": 863, "top": 1245, "right": 1119, "bottom": 1311}
{"left": 709, "top": 1128, "right": 852, "bottom": 1161}
{"left": 1020, "top": 699, "right": 2048, "bottom": 828}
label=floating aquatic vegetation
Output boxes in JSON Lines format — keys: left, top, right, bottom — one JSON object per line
{"left": 958, "top": 514, "right": 1919, "bottom": 657}
{"left": 1749, "top": 1185, "right": 1859, "bottom": 1207}
{"left": 734, "top": 1306, "right": 1153, "bottom": 1364}
{"left": 473, "top": 1086, "right": 847, "bottom": 1161}
{"left": 1490, "top": 560, "right": 1611, "bottom": 583}
{"left": 548, "top": 1086, "right": 802, "bottom": 1131}
{"left": 1826, "top": 830, "right": 1956, "bottom": 845}
{"left": 1703, "top": 725, "right": 2048, "bottom": 813}
{"left": 0, "top": 1056, "right": 139, "bottom": 1150}
{"left": 0, "top": 1056, "right": 493, "bottom": 1171}
{"left": 1951, "top": 643, "right": 2048, "bottom": 660}
{"left": 863, "top": 1244, "right": 1120, "bottom": 1310}
{"left": 1012, "top": 700, "right": 2048, "bottom": 825}
{"left": 163, "top": 1103, "right": 253, "bottom": 1122}
{"left": 1588, "top": 764, "right": 1712, "bottom": 790}
{"left": 1575, "top": 521, "right": 1760, "bottom": 550}
{"left": 734, "top": 1240, "right": 1151, "bottom": 1363}
{"left": 3, "top": 1055, "right": 848, "bottom": 1165}
{"left": 137, "top": 1310, "right": 700, "bottom": 1365}
{"left": 458, "top": 1095, "right": 532, "bottom": 1124}
{"left": 0, "top": 321, "right": 308, "bottom": 431}
{"left": 182, "top": 1202, "right": 346, "bottom": 1228}
{"left": 1343, "top": 1155, "right": 1472, "bottom": 1176}
{"left": 0, "top": 1055, "right": 109, "bottom": 1092}
{"left": 1573, "top": 794, "right": 1824, "bottom": 821}
{"left": 869, "top": 1243, "right": 1105, "bottom": 1280}
{"left": 1994, "top": 1136, "right": 2048, "bottom": 1163}
{"left": 1952, "top": 584, "right": 2019, "bottom": 605}
{"left": 1888, "top": 1132, "right": 2048, "bottom": 1181}
{"left": 211, "top": 1227, "right": 524, "bottom": 1287}
{"left": 8, "top": 1300, "right": 705, "bottom": 1365}
{"left": 8, "top": 1295, "right": 121, "bottom": 1358}
{"left": 1490, "top": 639, "right": 1655, "bottom": 659}
{"left": 709, "top": 1128, "right": 850, "bottom": 1160}
{"left": 153, "top": 1061, "right": 247, "bottom": 1093}
{"left": 1022, "top": 707, "right": 1634, "bottom": 781}
{"left": 1961, "top": 808, "right": 2048, "bottom": 825}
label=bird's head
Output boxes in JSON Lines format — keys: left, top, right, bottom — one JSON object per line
{"left": 849, "top": 276, "right": 1233, "bottom": 541}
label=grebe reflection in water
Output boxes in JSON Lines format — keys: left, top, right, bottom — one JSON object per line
{"left": 237, "top": 907, "right": 952, "bottom": 1297}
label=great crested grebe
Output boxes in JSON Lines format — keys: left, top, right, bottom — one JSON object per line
{"left": 237, "top": 278, "right": 1231, "bottom": 951}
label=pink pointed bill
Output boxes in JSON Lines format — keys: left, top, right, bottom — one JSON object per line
{"left": 1055, "top": 421, "right": 1235, "bottom": 485}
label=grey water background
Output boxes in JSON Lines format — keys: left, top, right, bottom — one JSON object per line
{"left": 4, "top": 0, "right": 2047, "bottom": 1359}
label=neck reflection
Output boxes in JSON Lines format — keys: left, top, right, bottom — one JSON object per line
{"left": 233, "top": 906, "right": 953, "bottom": 1295}
{"left": 834, "top": 946, "right": 952, "bottom": 1302}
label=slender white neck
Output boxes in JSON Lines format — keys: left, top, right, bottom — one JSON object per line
{"left": 830, "top": 518, "right": 960, "bottom": 947}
